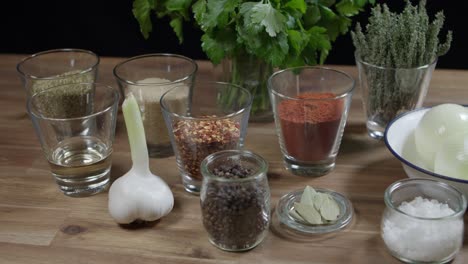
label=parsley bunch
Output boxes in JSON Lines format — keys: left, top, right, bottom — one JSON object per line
{"left": 133, "top": 0, "right": 374, "bottom": 68}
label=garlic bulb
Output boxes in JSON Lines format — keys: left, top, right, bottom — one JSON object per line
{"left": 108, "top": 93, "right": 174, "bottom": 224}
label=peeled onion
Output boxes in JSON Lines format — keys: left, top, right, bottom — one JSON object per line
{"left": 434, "top": 133, "right": 468, "bottom": 180}
{"left": 414, "top": 104, "right": 468, "bottom": 170}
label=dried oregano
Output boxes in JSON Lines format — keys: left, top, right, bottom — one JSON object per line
{"left": 352, "top": 0, "right": 452, "bottom": 68}
{"left": 351, "top": 0, "right": 452, "bottom": 127}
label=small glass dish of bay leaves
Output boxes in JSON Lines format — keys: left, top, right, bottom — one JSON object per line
{"left": 276, "top": 186, "right": 354, "bottom": 234}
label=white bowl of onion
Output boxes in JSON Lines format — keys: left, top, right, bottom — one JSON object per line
{"left": 385, "top": 104, "right": 468, "bottom": 197}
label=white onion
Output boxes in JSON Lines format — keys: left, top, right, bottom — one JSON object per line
{"left": 434, "top": 133, "right": 468, "bottom": 180}
{"left": 414, "top": 104, "right": 468, "bottom": 170}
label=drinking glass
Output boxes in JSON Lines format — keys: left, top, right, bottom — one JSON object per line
{"left": 27, "top": 83, "right": 120, "bottom": 197}
{"left": 381, "top": 178, "right": 466, "bottom": 263}
{"left": 200, "top": 150, "right": 270, "bottom": 251}
{"left": 17, "top": 48, "right": 99, "bottom": 97}
{"left": 356, "top": 57, "right": 436, "bottom": 140}
{"left": 161, "top": 81, "right": 252, "bottom": 194}
{"left": 113, "top": 54, "right": 198, "bottom": 158}
{"left": 268, "top": 67, "right": 354, "bottom": 176}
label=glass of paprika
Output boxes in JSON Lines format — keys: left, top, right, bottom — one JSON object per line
{"left": 268, "top": 67, "right": 355, "bottom": 176}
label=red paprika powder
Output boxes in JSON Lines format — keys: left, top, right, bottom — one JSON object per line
{"left": 278, "top": 92, "right": 343, "bottom": 162}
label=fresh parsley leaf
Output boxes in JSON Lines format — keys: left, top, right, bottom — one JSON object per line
{"left": 170, "top": 17, "right": 184, "bottom": 43}
{"left": 201, "top": 27, "right": 238, "bottom": 64}
{"left": 259, "top": 33, "right": 289, "bottom": 66}
{"left": 250, "top": 2, "right": 286, "bottom": 37}
{"left": 201, "top": 33, "right": 225, "bottom": 64}
{"left": 288, "top": 29, "right": 310, "bottom": 54}
{"left": 318, "top": 5, "right": 337, "bottom": 20}
{"left": 202, "top": 0, "right": 239, "bottom": 31}
{"left": 132, "top": 0, "right": 155, "bottom": 39}
{"left": 239, "top": 2, "right": 256, "bottom": 15}
{"left": 307, "top": 26, "right": 332, "bottom": 64}
{"left": 318, "top": 0, "right": 336, "bottom": 7}
{"left": 164, "top": 0, "right": 192, "bottom": 21}
{"left": 284, "top": 0, "right": 307, "bottom": 14}
{"left": 304, "top": 4, "right": 321, "bottom": 27}
{"left": 192, "top": 0, "right": 207, "bottom": 23}
{"left": 336, "top": 0, "right": 363, "bottom": 16}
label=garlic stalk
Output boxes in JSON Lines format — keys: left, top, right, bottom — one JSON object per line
{"left": 108, "top": 92, "right": 174, "bottom": 224}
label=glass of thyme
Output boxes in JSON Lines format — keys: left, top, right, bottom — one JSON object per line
{"left": 161, "top": 82, "right": 252, "bottom": 194}
{"left": 17, "top": 49, "right": 99, "bottom": 98}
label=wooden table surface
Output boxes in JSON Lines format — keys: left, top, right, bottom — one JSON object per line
{"left": 1, "top": 54, "right": 467, "bottom": 263}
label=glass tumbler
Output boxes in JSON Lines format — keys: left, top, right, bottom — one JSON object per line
{"left": 268, "top": 67, "right": 354, "bottom": 176}
{"left": 381, "top": 178, "right": 466, "bottom": 263}
{"left": 113, "top": 54, "right": 198, "bottom": 158}
{"left": 161, "top": 82, "right": 252, "bottom": 194}
{"left": 27, "top": 83, "right": 120, "bottom": 197}
{"left": 17, "top": 48, "right": 99, "bottom": 97}
{"left": 356, "top": 56, "right": 436, "bottom": 140}
{"left": 200, "top": 150, "right": 270, "bottom": 251}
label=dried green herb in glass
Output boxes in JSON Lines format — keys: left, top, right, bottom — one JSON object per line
{"left": 351, "top": 0, "right": 452, "bottom": 126}
{"left": 352, "top": 0, "right": 451, "bottom": 68}
{"left": 31, "top": 70, "right": 95, "bottom": 118}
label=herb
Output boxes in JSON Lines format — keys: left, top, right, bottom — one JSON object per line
{"left": 351, "top": 0, "right": 452, "bottom": 68}
{"left": 351, "top": 0, "right": 452, "bottom": 130}
{"left": 132, "top": 0, "right": 374, "bottom": 68}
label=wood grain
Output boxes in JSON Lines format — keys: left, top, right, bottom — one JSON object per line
{"left": 1, "top": 53, "right": 467, "bottom": 263}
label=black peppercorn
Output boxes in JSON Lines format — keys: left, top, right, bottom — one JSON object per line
{"left": 201, "top": 161, "right": 270, "bottom": 251}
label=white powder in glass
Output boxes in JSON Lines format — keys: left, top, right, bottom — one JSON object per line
{"left": 382, "top": 196, "right": 463, "bottom": 262}
{"left": 130, "top": 77, "right": 187, "bottom": 147}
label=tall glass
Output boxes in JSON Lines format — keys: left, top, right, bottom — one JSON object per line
{"left": 17, "top": 49, "right": 99, "bottom": 97}
{"left": 356, "top": 57, "right": 436, "bottom": 140}
{"left": 268, "top": 67, "right": 354, "bottom": 176}
{"left": 27, "top": 83, "right": 120, "bottom": 197}
{"left": 113, "top": 54, "right": 198, "bottom": 158}
{"left": 161, "top": 82, "right": 252, "bottom": 194}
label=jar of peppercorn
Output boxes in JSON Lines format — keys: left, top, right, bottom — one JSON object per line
{"left": 200, "top": 150, "right": 270, "bottom": 252}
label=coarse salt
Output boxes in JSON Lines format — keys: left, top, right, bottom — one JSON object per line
{"left": 382, "top": 196, "right": 463, "bottom": 262}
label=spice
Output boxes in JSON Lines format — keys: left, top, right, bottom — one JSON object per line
{"left": 30, "top": 70, "right": 95, "bottom": 95}
{"left": 278, "top": 92, "right": 343, "bottom": 161}
{"left": 382, "top": 196, "right": 463, "bottom": 262}
{"left": 172, "top": 117, "right": 240, "bottom": 180}
{"left": 130, "top": 77, "right": 187, "bottom": 157}
{"left": 291, "top": 186, "right": 340, "bottom": 225}
{"left": 31, "top": 70, "right": 95, "bottom": 118}
{"left": 201, "top": 163, "right": 270, "bottom": 250}
{"left": 351, "top": 0, "right": 452, "bottom": 125}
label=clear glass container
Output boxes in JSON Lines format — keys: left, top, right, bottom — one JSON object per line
{"left": 200, "top": 150, "right": 270, "bottom": 251}
{"left": 161, "top": 82, "right": 252, "bottom": 194}
{"left": 17, "top": 48, "right": 99, "bottom": 98}
{"left": 268, "top": 66, "right": 354, "bottom": 176}
{"left": 381, "top": 178, "right": 467, "bottom": 263}
{"left": 276, "top": 187, "right": 353, "bottom": 234}
{"left": 356, "top": 56, "right": 436, "bottom": 140}
{"left": 113, "top": 54, "right": 197, "bottom": 158}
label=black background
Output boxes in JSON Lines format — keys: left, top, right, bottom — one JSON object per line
{"left": 2, "top": 1, "right": 466, "bottom": 69}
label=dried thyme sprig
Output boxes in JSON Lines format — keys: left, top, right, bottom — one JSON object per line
{"left": 351, "top": 0, "right": 452, "bottom": 68}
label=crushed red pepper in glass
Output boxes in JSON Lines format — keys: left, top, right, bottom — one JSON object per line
{"left": 172, "top": 116, "right": 241, "bottom": 180}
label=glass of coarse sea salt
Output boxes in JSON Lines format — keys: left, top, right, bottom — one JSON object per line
{"left": 381, "top": 178, "right": 467, "bottom": 263}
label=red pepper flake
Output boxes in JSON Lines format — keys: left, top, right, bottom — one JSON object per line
{"left": 173, "top": 117, "right": 241, "bottom": 180}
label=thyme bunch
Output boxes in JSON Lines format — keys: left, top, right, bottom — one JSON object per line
{"left": 352, "top": 0, "right": 452, "bottom": 68}
{"left": 351, "top": 0, "right": 452, "bottom": 129}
